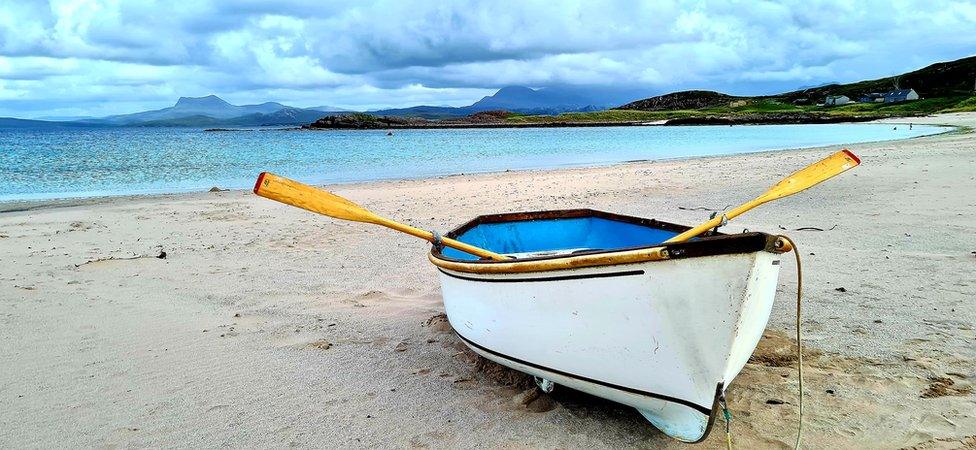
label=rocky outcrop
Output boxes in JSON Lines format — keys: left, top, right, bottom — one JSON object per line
{"left": 302, "top": 113, "right": 418, "bottom": 129}
{"left": 616, "top": 90, "right": 741, "bottom": 111}
{"left": 302, "top": 111, "right": 523, "bottom": 129}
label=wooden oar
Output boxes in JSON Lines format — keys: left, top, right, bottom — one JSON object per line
{"left": 665, "top": 149, "right": 860, "bottom": 243}
{"left": 253, "top": 172, "right": 508, "bottom": 261}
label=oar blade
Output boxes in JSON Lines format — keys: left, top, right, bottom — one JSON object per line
{"left": 665, "top": 149, "right": 860, "bottom": 243}
{"left": 761, "top": 149, "right": 860, "bottom": 202}
{"left": 253, "top": 172, "right": 379, "bottom": 224}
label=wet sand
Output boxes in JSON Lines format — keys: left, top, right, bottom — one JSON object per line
{"left": 1, "top": 113, "right": 974, "bottom": 448}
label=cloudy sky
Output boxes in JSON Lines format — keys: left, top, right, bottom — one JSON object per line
{"left": 1, "top": 0, "right": 975, "bottom": 118}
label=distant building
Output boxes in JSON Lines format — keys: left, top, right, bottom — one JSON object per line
{"left": 858, "top": 93, "right": 885, "bottom": 103}
{"left": 883, "top": 89, "right": 919, "bottom": 103}
{"left": 823, "top": 95, "right": 851, "bottom": 106}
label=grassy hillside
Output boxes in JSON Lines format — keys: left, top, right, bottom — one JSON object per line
{"left": 779, "top": 56, "right": 976, "bottom": 101}
{"left": 511, "top": 55, "right": 976, "bottom": 124}
{"left": 504, "top": 109, "right": 690, "bottom": 124}
{"left": 815, "top": 96, "right": 976, "bottom": 114}
{"left": 506, "top": 95, "right": 976, "bottom": 124}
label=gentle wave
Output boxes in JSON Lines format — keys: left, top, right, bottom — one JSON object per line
{"left": 0, "top": 123, "right": 948, "bottom": 201}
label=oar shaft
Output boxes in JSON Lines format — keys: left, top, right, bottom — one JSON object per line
{"left": 373, "top": 217, "right": 508, "bottom": 260}
{"left": 254, "top": 172, "right": 508, "bottom": 261}
{"left": 664, "top": 201, "right": 756, "bottom": 243}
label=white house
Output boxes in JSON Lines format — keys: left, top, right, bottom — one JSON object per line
{"left": 824, "top": 95, "right": 851, "bottom": 106}
{"left": 883, "top": 89, "right": 919, "bottom": 103}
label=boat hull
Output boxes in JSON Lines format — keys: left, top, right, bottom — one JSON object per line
{"left": 436, "top": 251, "right": 781, "bottom": 442}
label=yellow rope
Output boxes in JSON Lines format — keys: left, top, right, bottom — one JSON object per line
{"left": 780, "top": 235, "right": 804, "bottom": 450}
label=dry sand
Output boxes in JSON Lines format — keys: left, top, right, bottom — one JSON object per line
{"left": 1, "top": 113, "right": 974, "bottom": 448}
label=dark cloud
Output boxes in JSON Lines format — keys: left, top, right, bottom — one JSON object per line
{"left": 0, "top": 0, "right": 975, "bottom": 117}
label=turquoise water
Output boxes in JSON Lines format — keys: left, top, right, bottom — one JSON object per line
{"left": 0, "top": 123, "right": 946, "bottom": 201}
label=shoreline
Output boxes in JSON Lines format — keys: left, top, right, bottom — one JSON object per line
{"left": 302, "top": 106, "right": 938, "bottom": 130}
{"left": 0, "top": 119, "right": 960, "bottom": 212}
{"left": 173, "top": 114, "right": 913, "bottom": 132}
{"left": 300, "top": 115, "right": 888, "bottom": 130}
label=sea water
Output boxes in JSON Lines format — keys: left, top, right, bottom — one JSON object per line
{"left": 0, "top": 123, "right": 947, "bottom": 201}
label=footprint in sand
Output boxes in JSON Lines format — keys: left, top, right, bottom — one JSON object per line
{"left": 424, "top": 313, "right": 453, "bottom": 333}
{"left": 307, "top": 339, "right": 333, "bottom": 350}
{"left": 512, "top": 388, "right": 557, "bottom": 413}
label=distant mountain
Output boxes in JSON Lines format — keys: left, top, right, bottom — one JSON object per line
{"left": 307, "top": 105, "right": 350, "bottom": 113}
{"left": 8, "top": 86, "right": 648, "bottom": 127}
{"left": 2, "top": 95, "right": 353, "bottom": 128}
{"left": 237, "top": 107, "right": 329, "bottom": 125}
{"left": 134, "top": 107, "right": 327, "bottom": 127}
{"left": 0, "top": 94, "right": 352, "bottom": 128}
{"left": 795, "top": 81, "right": 841, "bottom": 91}
{"left": 368, "top": 105, "right": 471, "bottom": 119}
{"left": 35, "top": 115, "right": 96, "bottom": 121}
{"left": 79, "top": 95, "right": 297, "bottom": 125}
{"left": 469, "top": 86, "right": 592, "bottom": 110}
{"left": 371, "top": 86, "right": 623, "bottom": 118}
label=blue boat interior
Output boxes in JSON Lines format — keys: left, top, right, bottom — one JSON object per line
{"left": 441, "top": 216, "right": 682, "bottom": 260}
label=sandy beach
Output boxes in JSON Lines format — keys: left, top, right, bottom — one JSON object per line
{"left": 1, "top": 113, "right": 974, "bottom": 448}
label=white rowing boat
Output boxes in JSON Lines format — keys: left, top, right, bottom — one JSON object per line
{"left": 252, "top": 150, "right": 859, "bottom": 443}
{"left": 428, "top": 209, "right": 788, "bottom": 442}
